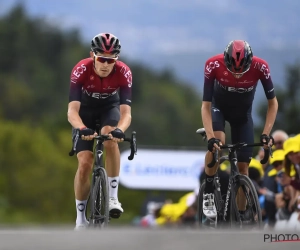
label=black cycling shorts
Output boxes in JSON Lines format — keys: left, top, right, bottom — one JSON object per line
{"left": 211, "top": 106, "right": 254, "bottom": 163}
{"left": 72, "top": 104, "right": 120, "bottom": 154}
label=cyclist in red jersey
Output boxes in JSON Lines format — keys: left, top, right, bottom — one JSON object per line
{"left": 201, "top": 40, "right": 278, "bottom": 219}
{"left": 67, "top": 33, "right": 132, "bottom": 229}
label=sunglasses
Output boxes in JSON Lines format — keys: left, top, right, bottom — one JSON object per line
{"left": 93, "top": 53, "right": 118, "bottom": 64}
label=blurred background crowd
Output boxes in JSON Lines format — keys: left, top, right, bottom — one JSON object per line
{"left": 138, "top": 131, "right": 300, "bottom": 230}
{"left": 1, "top": 1, "right": 300, "bottom": 230}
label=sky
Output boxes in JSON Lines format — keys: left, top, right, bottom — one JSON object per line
{"left": 2, "top": 0, "right": 300, "bottom": 59}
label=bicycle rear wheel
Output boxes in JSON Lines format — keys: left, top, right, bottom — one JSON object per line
{"left": 230, "top": 174, "right": 262, "bottom": 230}
{"left": 197, "top": 179, "right": 223, "bottom": 229}
{"left": 89, "top": 167, "right": 110, "bottom": 228}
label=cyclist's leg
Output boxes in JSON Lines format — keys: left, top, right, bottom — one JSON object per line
{"left": 99, "top": 106, "right": 124, "bottom": 217}
{"left": 230, "top": 114, "right": 254, "bottom": 213}
{"left": 73, "top": 108, "right": 95, "bottom": 228}
{"left": 202, "top": 106, "right": 225, "bottom": 218}
{"left": 230, "top": 112, "right": 253, "bottom": 175}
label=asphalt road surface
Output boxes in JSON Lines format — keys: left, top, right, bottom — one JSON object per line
{"left": 0, "top": 226, "right": 299, "bottom": 250}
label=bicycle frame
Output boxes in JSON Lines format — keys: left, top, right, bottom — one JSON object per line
{"left": 221, "top": 149, "right": 244, "bottom": 221}
{"left": 88, "top": 135, "right": 109, "bottom": 225}
{"left": 93, "top": 136, "right": 106, "bottom": 175}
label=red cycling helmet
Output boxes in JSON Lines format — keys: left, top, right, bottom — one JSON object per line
{"left": 91, "top": 33, "right": 121, "bottom": 55}
{"left": 224, "top": 40, "right": 253, "bottom": 76}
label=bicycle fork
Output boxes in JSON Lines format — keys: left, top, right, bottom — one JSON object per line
{"left": 223, "top": 180, "right": 232, "bottom": 221}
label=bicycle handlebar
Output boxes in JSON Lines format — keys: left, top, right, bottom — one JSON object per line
{"left": 124, "top": 131, "right": 137, "bottom": 160}
{"left": 196, "top": 128, "right": 272, "bottom": 167}
{"left": 69, "top": 130, "right": 137, "bottom": 160}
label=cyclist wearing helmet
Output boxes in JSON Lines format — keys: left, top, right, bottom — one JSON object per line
{"left": 67, "top": 33, "right": 132, "bottom": 229}
{"left": 201, "top": 40, "right": 278, "bottom": 219}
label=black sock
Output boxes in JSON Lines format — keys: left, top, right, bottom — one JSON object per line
{"left": 204, "top": 173, "right": 215, "bottom": 193}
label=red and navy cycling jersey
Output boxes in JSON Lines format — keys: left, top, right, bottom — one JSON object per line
{"left": 69, "top": 58, "right": 132, "bottom": 107}
{"left": 202, "top": 54, "right": 275, "bottom": 110}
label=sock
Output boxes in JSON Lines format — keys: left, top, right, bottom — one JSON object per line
{"left": 204, "top": 173, "right": 215, "bottom": 193}
{"left": 75, "top": 199, "right": 87, "bottom": 225}
{"left": 108, "top": 176, "right": 119, "bottom": 199}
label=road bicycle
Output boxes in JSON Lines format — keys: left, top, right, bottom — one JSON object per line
{"left": 69, "top": 126, "right": 137, "bottom": 228}
{"left": 196, "top": 128, "right": 272, "bottom": 229}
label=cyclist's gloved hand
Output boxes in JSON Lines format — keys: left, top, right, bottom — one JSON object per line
{"left": 110, "top": 128, "right": 125, "bottom": 139}
{"left": 260, "top": 134, "right": 274, "bottom": 146}
{"left": 79, "top": 127, "right": 95, "bottom": 136}
{"left": 207, "top": 138, "right": 221, "bottom": 152}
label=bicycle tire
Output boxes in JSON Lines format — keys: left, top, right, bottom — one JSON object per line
{"left": 89, "top": 167, "right": 110, "bottom": 227}
{"left": 230, "top": 174, "right": 262, "bottom": 229}
{"left": 197, "top": 180, "right": 223, "bottom": 229}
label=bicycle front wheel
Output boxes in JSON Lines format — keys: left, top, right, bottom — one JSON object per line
{"left": 90, "top": 167, "right": 110, "bottom": 228}
{"left": 230, "top": 174, "right": 262, "bottom": 230}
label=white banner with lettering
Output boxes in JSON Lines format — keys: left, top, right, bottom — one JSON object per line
{"left": 120, "top": 148, "right": 206, "bottom": 190}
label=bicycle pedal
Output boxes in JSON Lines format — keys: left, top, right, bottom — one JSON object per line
{"left": 109, "top": 210, "right": 122, "bottom": 219}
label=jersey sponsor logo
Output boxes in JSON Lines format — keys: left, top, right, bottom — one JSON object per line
{"left": 71, "top": 76, "right": 77, "bottom": 84}
{"left": 220, "top": 78, "right": 229, "bottom": 83}
{"left": 103, "top": 86, "right": 117, "bottom": 90}
{"left": 227, "top": 86, "right": 254, "bottom": 93}
{"left": 82, "top": 89, "right": 117, "bottom": 99}
{"left": 73, "top": 64, "right": 87, "bottom": 78}
{"left": 254, "top": 62, "right": 270, "bottom": 79}
{"left": 86, "top": 84, "right": 95, "bottom": 89}
{"left": 120, "top": 66, "right": 132, "bottom": 87}
{"left": 71, "top": 64, "right": 87, "bottom": 83}
{"left": 238, "top": 80, "right": 254, "bottom": 84}
{"left": 205, "top": 61, "right": 220, "bottom": 79}
{"left": 217, "top": 81, "right": 254, "bottom": 93}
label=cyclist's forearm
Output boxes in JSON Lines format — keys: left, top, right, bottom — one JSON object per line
{"left": 262, "top": 97, "right": 278, "bottom": 135}
{"left": 68, "top": 109, "right": 85, "bottom": 129}
{"left": 117, "top": 105, "right": 132, "bottom": 132}
{"left": 201, "top": 102, "right": 214, "bottom": 140}
{"left": 117, "top": 113, "right": 131, "bottom": 132}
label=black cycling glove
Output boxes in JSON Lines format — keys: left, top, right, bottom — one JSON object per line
{"left": 79, "top": 127, "right": 95, "bottom": 136}
{"left": 207, "top": 138, "right": 220, "bottom": 152}
{"left": 110, "top": 128, "right": 125, "bottom": 139}
{"left": 260, "top": 134, "right": 274, "bottom": 146}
